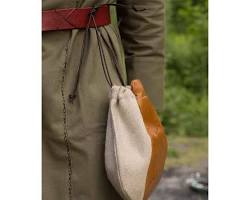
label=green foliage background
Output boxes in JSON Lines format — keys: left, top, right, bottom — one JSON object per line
{"left": 162, "top": 0, "right": 208, "bottom": 136}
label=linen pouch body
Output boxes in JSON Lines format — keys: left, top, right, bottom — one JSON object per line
{"left": 105, "top": 86, "right": 152, "bottom": 200}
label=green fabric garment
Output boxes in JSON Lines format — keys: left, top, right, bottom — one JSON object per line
{"left": 42, "top": 0, "right": 165, "bottom": 199}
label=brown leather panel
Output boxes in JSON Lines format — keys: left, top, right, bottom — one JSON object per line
{"left": 131, "top": 80, "right": 168, "bottom": 199}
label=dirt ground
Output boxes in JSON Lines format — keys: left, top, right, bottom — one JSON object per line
{"left": 150, "top": 165, "right": 208, "bottom": 200}
{"left": 149, "top": 137, "right": 208, "bottom": 200}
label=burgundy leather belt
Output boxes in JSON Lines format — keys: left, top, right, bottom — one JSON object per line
{"left": 42, "top": 5, "right": 111, "bottom": 31}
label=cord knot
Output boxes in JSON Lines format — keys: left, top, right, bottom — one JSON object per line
{"left": 68, "top": 94, "right": 76, "bottom": 104}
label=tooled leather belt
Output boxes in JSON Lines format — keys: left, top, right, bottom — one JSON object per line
{"left": 42, "top": 4, "right": 111, "bottom": 31}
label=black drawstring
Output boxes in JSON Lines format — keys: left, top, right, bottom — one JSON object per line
{"left": 68, "top": 8, "right": 93, "bottom": 103}
{"left": 100, "top": 28, "right": 126, "bottom": 86}
{"left": 68, "top": 4, "right": 146, "bottom": 103}
{"left": 91, "top": 13, "right": 114, "bottom": 87}
{"left": 68, "top": 6, "right": 116, "bottom": 103}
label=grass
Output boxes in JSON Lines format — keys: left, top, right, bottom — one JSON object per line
{"left": 165, "top": 136, "right": 208, "bottom": 169}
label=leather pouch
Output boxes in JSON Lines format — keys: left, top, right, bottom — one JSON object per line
{"left": 105, "top": 80, "right": 168, "bottom": 200}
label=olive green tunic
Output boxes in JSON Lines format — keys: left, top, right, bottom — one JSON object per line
{"left": 42, "top": 0, "right": 165, "bottom": 199}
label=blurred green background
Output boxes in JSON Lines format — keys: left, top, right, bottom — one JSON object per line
{"left": 156, "top": 1, "right": 208, "bottom": 198}
{"left": 163, "top": 0, "right": 208, "bottom": 137}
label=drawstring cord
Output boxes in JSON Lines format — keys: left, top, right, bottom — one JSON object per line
{"left": 68, "top": 3, "right": 146, "bottom": 103}
{"left": 68, "top": 10, "right": 92, "bottom": 103}
{"left": 68, "top": 6, "right": 114, "bottom": 103}
{"left": 100, "top": 30, "right": 126, "bottom": 87}
{"left": 92, "top": 13, "right": 114, "bottom": 87}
